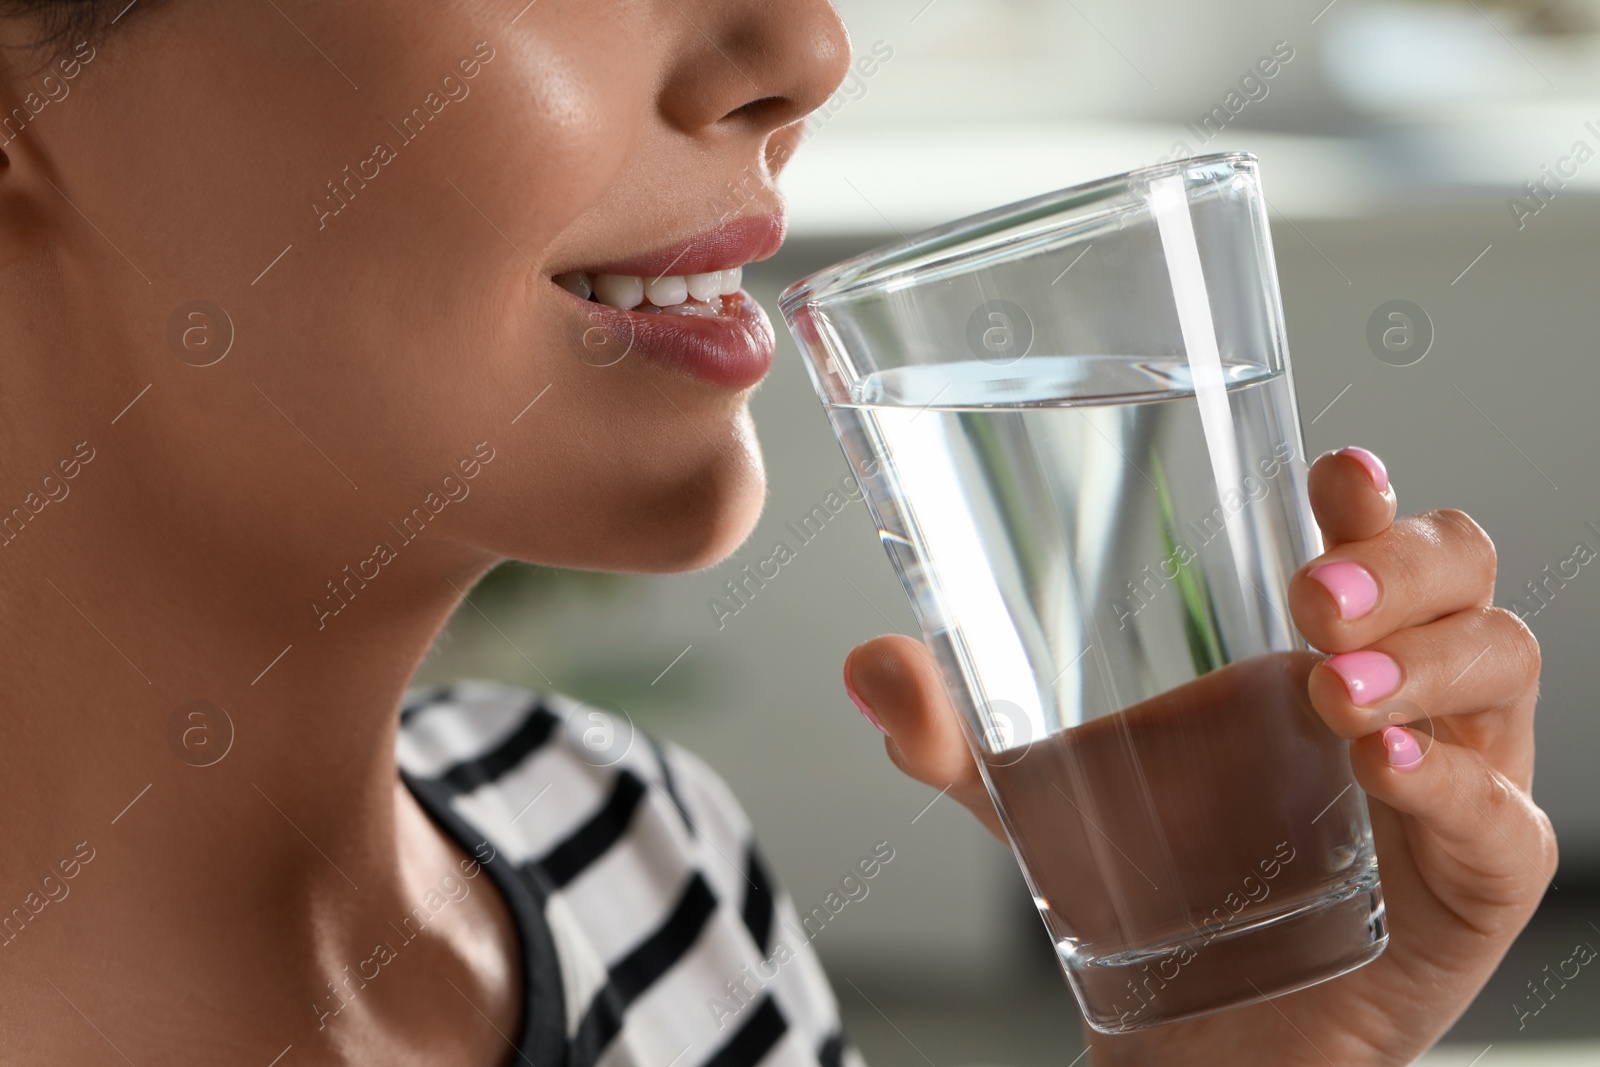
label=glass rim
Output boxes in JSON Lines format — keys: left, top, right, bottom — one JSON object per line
{"left": 777, "top": 150, "right": 1260, "bottom": 317}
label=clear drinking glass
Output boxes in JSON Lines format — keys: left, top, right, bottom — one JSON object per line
{"left": 779, "top": 152, "right": 1387, "bottom": 1032}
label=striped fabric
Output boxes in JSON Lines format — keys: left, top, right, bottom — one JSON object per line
{"left": 396, "top": 679, "right": 866, "bottom": 1067}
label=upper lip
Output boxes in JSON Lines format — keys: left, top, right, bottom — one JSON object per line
{"left": 562, "top": 212, "right": 787, "bottom": 280}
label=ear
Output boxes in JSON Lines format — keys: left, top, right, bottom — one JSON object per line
{"left": 0, "top": 87, "right": 63, "bottom": 276}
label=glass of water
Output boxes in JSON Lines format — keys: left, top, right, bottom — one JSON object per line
{"left": 779, "top": 152, "right": 1387, "bottom": 1032}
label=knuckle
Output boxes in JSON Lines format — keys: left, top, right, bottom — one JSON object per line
{"left": 1429, "top": 508, "right": 1497, "bottom": 584}
{"left": 1478, "top": 761, "right": 1518, "bottom": 819}
{"left": 1487, "top": 606, "right": 1543, "bottom": 683}
{"left": 1457, "top": 756, "right": 1556, "bottom": 902}
{"left": 1504, "top": 790, "right": 1561, "bottom": 894}
{"left": 1533, "top": 805, "right": 1561, "bottom": 882}
{"left": 1529, "top": 809, "right": 1555, "bottom": 883}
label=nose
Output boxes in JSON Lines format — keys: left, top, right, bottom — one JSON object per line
{"left": 657, "top": 0, "right": 853, "bottom": 139}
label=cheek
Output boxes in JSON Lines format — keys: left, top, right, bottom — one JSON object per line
{"left": 486, "top": 31, "right": 630, "bottom": 235}
{"left": 166, "top": 7, "right": 645, "bottom": 504}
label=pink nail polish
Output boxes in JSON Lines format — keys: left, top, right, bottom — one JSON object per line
{"left": 1337, "top": 446, "right": 1389, "bottom": 493}
{"left": 1308, "top": 560, "right": 1379, "bottom": 620}
{"left": 1325, "top": 650, "right": 1401, "bottom": 706}
{"left": 1381, "top": 725, "right": 1423, "bottom": 770}
{"left": 843, "top": 663, "right": 888, "bottom": 734}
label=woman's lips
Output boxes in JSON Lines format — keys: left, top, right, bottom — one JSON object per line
{"left": 551, "top": 213, "right": 784, "bottom": 390}
{"left": 555, "top": 282, "right": 775, "bottom": 391}
{"left": 562, "top": 214, "right": 785, "bottom": 279}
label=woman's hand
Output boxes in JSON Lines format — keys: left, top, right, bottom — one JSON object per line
{"left": 841, "top": 446, "right": 1556, "bottom": 1066}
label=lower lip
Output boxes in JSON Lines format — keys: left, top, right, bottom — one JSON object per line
{"left": 557, "top": 285, "right": 775, "bottom": 390}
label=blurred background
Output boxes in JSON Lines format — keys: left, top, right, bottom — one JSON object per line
{"left": 418, "top": 1, "right": 1600, "bottom": 1062}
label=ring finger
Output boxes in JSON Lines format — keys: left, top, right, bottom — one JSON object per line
{"left": 1306, "top": 605, "right": 1540, "bottom": 784}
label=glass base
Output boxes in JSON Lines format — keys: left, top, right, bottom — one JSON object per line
{"left": 1063, "top": 872, "right": 1387, "bottom": 1034}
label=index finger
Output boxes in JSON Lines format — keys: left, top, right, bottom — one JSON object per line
{"left": 1308, "top": 446, "right": 1397, "bottom": 548}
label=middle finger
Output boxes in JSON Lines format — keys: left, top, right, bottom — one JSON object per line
{"left": 1289, "top": 507, "right": 1496, "bottom": 655}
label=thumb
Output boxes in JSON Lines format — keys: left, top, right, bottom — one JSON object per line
{"left": 843, "top": 635, "right": 1003, "bottom": 838}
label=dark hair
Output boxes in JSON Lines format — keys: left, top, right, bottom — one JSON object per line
{"left": 1, "top": 0, "right": 123, "bottom": 55}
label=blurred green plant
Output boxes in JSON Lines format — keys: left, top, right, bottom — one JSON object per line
{"left": 1149, "top": 448, "right": 1229, "bottom": 677}
{"left": 426, "top": 562, "right": 701, "bottom": 718}
{"left": 1434, "top": 0, "right": 1598, "bottom": 35}
{"left": 466, "top": 560, "right": 628, "bottom": 611}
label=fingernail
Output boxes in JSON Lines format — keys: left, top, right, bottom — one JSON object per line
{"left": 1325, "top": 650, "right": 1401, "bottom": 706}
{"left": 1308, "top": 560, "right": 1379, "bottom": 620}
{"left": 1337, "top": 446, "right": 1389, "bottom": 494}
{"left": 843, "top": 661, "right": 888, "bottom": 734}
{"left": 1381, "top": 725, "right": 1423, "bottom": 770}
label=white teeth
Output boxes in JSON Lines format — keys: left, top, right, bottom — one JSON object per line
{"left": 660, "top": 301, "right": 720, "bottom": 318}
{"left": 594, "top": 273, "right": 644, "bottom": 310}
{"left": 686, "top": 272, "right": 723, "bottom": 302}
{"left": 644, "top": 274, "right": 688, "bottom": 307}
{"left": 554, "top": 272, "right": 592, "bottom": 299}
{"left": 562, "top": 266, "right": 745, "bottom": 312}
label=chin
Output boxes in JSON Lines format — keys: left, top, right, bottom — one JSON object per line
{"left": 637, "top": 454, "right": 767, "bottom": 574}
{"left": 503, "top": 435, "right": 768, "bottom": 576}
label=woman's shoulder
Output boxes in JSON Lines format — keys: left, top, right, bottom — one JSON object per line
{"left": 394, "top": 677, "right": 780, "bottom": 941}
{"left": 395, "top": 679, "right": 864, "bottom": 1067}
{"left": 394, "top": 678, "right": 749, "bottom": 844}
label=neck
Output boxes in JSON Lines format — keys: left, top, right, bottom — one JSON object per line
{"left": 0, "top": 441, "right": 522, "bottom": 1061}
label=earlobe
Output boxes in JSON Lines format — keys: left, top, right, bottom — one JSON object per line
{"left": 0, "top": 122, "right": 60, "bottom": 275}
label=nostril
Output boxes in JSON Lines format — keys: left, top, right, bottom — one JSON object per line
{"left": 659, "top": 2, "right": 851, "bottom": 135}
{"left": 724, "top": 95, "right": 794, "bottom": 127}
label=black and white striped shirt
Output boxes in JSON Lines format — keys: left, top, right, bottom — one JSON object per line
{"left": 397, "top": 679, "right": 865, "bottom": 1067}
